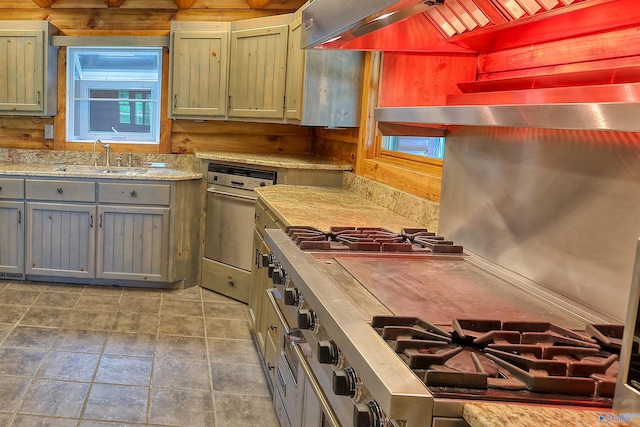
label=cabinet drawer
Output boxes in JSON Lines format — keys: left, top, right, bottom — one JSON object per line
{"left": 0, "top": 178, "right": 24, "bottom": 199}
{"left": 98, "top": 182, "right": 170, "bottom": 206}
{"left": 25, "top": 180, "right": 95, "bottom": 202}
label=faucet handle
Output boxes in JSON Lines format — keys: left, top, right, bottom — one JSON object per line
{"left": 92, "top": 156, "right": 100, "bottom": 166}
{"left": 115, "top": 156, "right": 123, "bottom": 167}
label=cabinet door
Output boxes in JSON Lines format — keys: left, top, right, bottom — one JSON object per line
{"left": 26, "top": 202, "right": 96, "bottom": 279}
{"left": 0, "top": 201, "right": 24, "bottom": 278}
{"left": 284, "top": 15, "right": 304, "bottom": 121}
{"left": 228, "top": 25, "right": 288, "bottom": 119}
{"left": 0, "top": 30, "right": 44, "bottom": 113}
{"left": 97, "top": 205, "right": 170, "bottom": 281}
{"left": 170, "top": 30, "right": 229, "bottom": 118}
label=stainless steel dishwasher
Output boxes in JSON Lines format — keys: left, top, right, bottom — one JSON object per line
{"left": 202, "top": 163, "right": 276, "bottom": 302}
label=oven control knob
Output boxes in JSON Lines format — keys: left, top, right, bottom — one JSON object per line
{"left": 333, "top": 367, "right": 357, "bottom": 398}
{"left": 353, "top": 403, "right": 371, "bottom": 427}
{"left": 317, "top": 340, "right": 340, "bottom": 365}
{"left": 267, "top": 263, "right": 275, "bottom": 278}
{"left": 272, "top": 268, "right": 284, "bottom": 285}
{"left": 261, "top": 254, "right": 272, "bottom": 268}
{"left": 353, "top": 400, "right": 387, "bottom": 427}
{"left": 297, "top": 309, "right": 316, "bottom": 330}
{"left": 284, "top": 288, "right": 299, "bottom": 306}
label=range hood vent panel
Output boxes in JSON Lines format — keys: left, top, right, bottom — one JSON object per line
{"left": 301, "top": 0, "right": 444, "bottom": 49}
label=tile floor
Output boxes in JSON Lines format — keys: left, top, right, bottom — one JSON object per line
{"left": 0, "top": 280, "right": 279, "bottom": 427}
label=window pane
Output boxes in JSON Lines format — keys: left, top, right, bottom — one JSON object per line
{"left": 88, "top": 89, "right": 152, "bottom": 134}
{"left": 382, "top": 136, "right": 445, "bottom": 160}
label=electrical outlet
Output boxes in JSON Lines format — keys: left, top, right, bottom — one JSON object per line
{"left": 44, "top": 124, "right": 54, "bottom": 139}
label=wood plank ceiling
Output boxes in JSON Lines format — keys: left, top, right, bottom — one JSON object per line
{"left": 30, "top": 0, "right": 274, "bottom": 8}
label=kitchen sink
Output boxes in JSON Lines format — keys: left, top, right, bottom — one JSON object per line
{"left": 56, "top": 165, "right": 149, "bottom": 176}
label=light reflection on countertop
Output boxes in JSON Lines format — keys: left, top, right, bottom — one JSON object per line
{"left": 0, "top": 162, "right": 202, "bottom": 181}
{"left": 195, "top": 151, "right": 353, "bottom": 170}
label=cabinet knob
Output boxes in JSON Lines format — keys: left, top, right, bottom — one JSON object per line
{"left": 0, "top": 186, "right": 2, "bottom": 191}
{"left": 57, "top": 188, "right": 63, "bottom": 194}
{"left": 130, "top": 190, "right": 137, "bottom": 197}
{"left": 227, "top": 281, "right": 235, "bottom": 287}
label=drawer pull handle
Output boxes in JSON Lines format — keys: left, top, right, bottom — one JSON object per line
{"left": 130, "top": 190, "right": 137, "bottom": 197}
{"left": 57, "top": 188, "right": 63, "bottom": 194}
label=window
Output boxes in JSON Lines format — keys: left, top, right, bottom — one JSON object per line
{"left": 66, "top": 47, "right": 162, "bottom": 144}
{"left": 376, "top": 122, "right": 446, "bottom": 164}
{"left": 381, "top": 136, "right": 445, "bottom": 160}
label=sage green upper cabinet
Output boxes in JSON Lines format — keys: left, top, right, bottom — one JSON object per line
{"left": 284, "top": 11, "right": 364, "bottom": 127}
{"left": 228, "top": 16, "right": 289, "bottom": 120}
{"left": 284, "top": 15, "right": 304, "bottom": 121}
{"left": 169, "top": 22, "right": 230, "bottom": 119}
{"left": 0, "top": 21, "right": 58, "bottom": 117}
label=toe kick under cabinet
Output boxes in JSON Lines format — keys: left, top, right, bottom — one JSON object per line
{"left": 21, "top": 177, "right": 200, "bottom": 287}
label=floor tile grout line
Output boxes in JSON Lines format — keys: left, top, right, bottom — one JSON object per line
{"left": 201, "top": 286, "right": 220, "bottom": 427}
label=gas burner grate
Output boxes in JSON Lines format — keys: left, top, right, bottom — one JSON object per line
{"left": 371, "top": 316, "right": 621, "bottom": 399}
{"left": 284, "top": 226, "right": 464, "bottom": 254}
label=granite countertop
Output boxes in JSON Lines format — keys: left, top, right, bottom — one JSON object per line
{"left": 195, "top": 151, "right": 353, "bottom": 171}
{"left": 464, "top": 403, "right": 630, "bottom": 427}
{"left": 256, "top": 185, "right": 423, "bottom": 232}
{"left": 0, "top": 162, "right": 202, "bottom": 181}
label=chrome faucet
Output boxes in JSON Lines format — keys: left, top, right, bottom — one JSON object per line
{"left": 93, "top": 140, "right": 111, "bottom": 167}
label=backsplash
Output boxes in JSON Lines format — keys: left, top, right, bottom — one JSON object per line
{"left": 342, "top": 172, "right": 440, "bottom": 232}
{"left": 0, "top": 149, "right": 200, "bottom": 172}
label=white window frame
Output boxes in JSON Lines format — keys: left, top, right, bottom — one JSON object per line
{"left": 66, "top": 46, "right": 162, "bottom": 144}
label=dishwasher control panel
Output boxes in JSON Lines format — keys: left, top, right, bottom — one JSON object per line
{"left": 207, "top": 163, "right": 276, "bottom": 190}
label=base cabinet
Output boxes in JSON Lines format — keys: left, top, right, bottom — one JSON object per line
{"left": 13, "top": 176, "right": 200, "bottom": 287}
{"left": 0, "top": 200, "right": 24, "bottom": 278}
{"left": 97, "top": 206, "right": 170, "bottom": 281}
{"left": 26, "top": 202, "right": 96, "bottom": 279}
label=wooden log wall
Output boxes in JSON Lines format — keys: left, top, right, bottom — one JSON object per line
{"left": 0, "top": 0, "right": 316, "bottom": 156}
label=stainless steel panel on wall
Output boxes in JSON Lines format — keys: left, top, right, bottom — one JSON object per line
{"left": 439, "top": 127, "right": 640, "bottom": 322}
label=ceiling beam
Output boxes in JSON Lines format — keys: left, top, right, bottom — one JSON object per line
{"left": 104, "top": 0, "right": 126, "bottom": 6}
{"left": 31, "top": 0, "right": 55, "bottom": 7}
{"left": 173, "top": 0, "right": 197, "bottom": 8}
{"left": 246, "top": 0, "right": 273, "bottom": 8}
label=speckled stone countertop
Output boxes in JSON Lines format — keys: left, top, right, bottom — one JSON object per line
{"left": 0, "top": 162, "right": 202, "bottom": 181}
{"left": 195, "top": 151, "right": 353, "bottom": 170}
{"left": 256, "top": 185, "right": 423, "bottom": 232}
{"left": 464, "top": 403, "right": 630, "bottom": 427}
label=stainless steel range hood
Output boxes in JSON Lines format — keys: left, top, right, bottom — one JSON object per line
{"left": 375, "top": 83, "right": 640, "bottom": 132}
{"left": 301, "top": 0, "right": 444, "bottom": 49}
{"left": 374, "top": 103, "right": 640, "bottom": 132}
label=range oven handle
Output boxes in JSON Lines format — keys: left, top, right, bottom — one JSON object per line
{"left": 207, "top": 187, "right": 257, "bottom": 202}
{"left": 291, "top": 342, "right": 341, "bottom": 427}
{"left": 266, "top": 289, "right": 295, "bottom": 335}
{"left": 265, "top": 290, "right": 340, "bottom": 427}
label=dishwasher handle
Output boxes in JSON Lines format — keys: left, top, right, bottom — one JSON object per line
{"left": 207, "top": 187, "right": 257, "bottom": 202}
